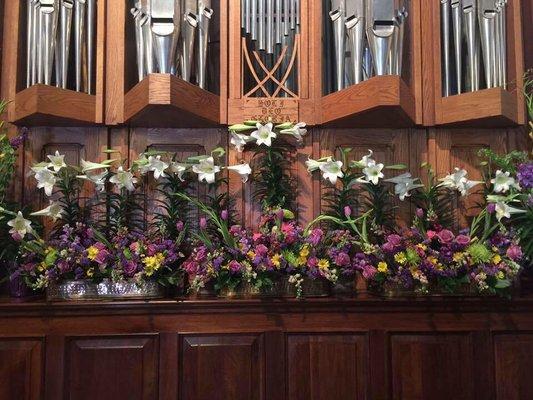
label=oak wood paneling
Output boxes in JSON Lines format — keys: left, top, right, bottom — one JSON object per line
{"left": 494, "top": 333, "right": 533, "bottom": 400}
{"left": 287, "top": 333, "right": 368, "bottom": 400}
{"left": 390, "top": 333, "right": 475, "bottom": 400}
{"left": 64, "top": 335, "right": 159, "bottom": 400}
{"left": 180, "top": 334, "right": 265, "bottom": 400}
{"left": 0, "top": 338, "right": 43, "bottom": 400}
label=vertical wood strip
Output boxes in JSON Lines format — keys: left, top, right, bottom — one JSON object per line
{"left": 105, "top": 0, "right": 125, "bottom": 125}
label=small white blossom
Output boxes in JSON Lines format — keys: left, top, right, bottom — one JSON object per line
{"left": 305, "top": 158, "right": 325, "bottom": 172}
{"left": 362, "top": 161, "right": 385, "bottom": 185}
{"left": 7, "top": 212, "right": 33, "bottom": 238}
{"left": 227, "top": 163, "right": 252, "bottom": 183}
{"left": 491, "top": 170, "right": 520, "bottom": 193}
{"left": 352, "top": 150, "right": 375, "bottom": 168}
{"left": 319, "top": 158, "right": 344, "bottom": 185}
{"left": 31, "top": 201, "right": 64, "bottom": 222}
{"left": 280, "top": 122, "right": 307, "bottom": 142}
{"left": 109, "top": 166, "right": 137, "bottom": 191}
{"left": 35, "top": 168, "right": 57, "bottom": 196}
{"left": 494, "top": 201, "right": 524, "bottom": 221}
{"left": 47, "top": 151, "right": 67, "bottom": 172}
{"left": 230, "top": 131, "right": 254, "bottom": 152}
{"left": 146, "top": 155, "right": 169, "bottom": 180}
{"left": 385, "top": 173, "right": 424, "bottom": 201}
{"left": 251, "top": 122, "right": 276, "bottom": 147}
{"left": 169, "top": 162, "right": 188, "bottom": 181}
{"left": 439, "top": 168, "right": 481, "bottom": 196}
{"left": 192, "top": 156, "right": 221, "bottom": 184}
{"left": 78, "top": 171, "right": 107, "bottom": 192}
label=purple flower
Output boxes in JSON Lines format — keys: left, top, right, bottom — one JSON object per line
{"left": 506, "top": 244, "right": 523, "bottom": 261}
{"left": 221, "top": 210, "right": 228, "bottom": 221}
{"left": 123, "top": 260, "right": 137, "bottom": 276}
{"left": 335, "top": 252, "right": 350, "bottom": 267}
{"left": 487, "top": 203, "right": 496, "bottom": 214}
{"left": 9, "top": 128, "right": 28, "bottom": 149}
{"left": 517, "top": 163, "right": 533, "bottom": 189}
{"left": 416, "top": 208, "right": 424, "bottom": 218}
{"left": 228, "top": 260, "right": 242, "bottom": 273}
{"left": 176, "top": 221, "right": 184, "bottom": 232}
{"left": 11, "top": 232, "right": 22, "bottom": 242}
{"left": 276, "top": 209, "right": 285, "bottom": 221}
{"left": 387, "top": 234, "right": 402, "bottom": 247}
{"left": 437, "top": 229, "right": 455, "bottom": 244}
{"left": 344, "top": 206, "right": 352, "bottom": 218}
{"left": 199, "top": 217, "right": 207, "bottom": 229}
{"left": 455, "top": 235, "right": 471, "bottom": 247}
{"left": 308, "top": 228, "right": 323, "bottom": 246}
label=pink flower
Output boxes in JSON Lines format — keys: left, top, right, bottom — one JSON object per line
{"left": 229, "top": 260, "right": 242, "bottom": 273}
{"left": 307, "top": 256, "right": 318, "bottom": 268}
{"left": 200, "top": 217, "right": 207, "bottom": 229}
{"left": 255, "top": 244, "right": 268, "bottom": 257}
{"left": 176, "top": 221, "right": 184, "bottom": 232}
{"left": 387, "top": 234, "right": 402, "bottom": 247}
{"left": 281, "top": 222, "right": 295, "bottom": 235}
{"left": 253, "top": 233, "right": 263, "bottom": 242}
{"left": 426, "top": 230, "right": 437, "bottom": 240}
{"left": 335, "top": 252, "right": 350, "bottom": 266}
{"left": 221, "top": 210, "right": 228, "bottom": 220}
{"left": 11, "top": 232, "right": 22, "bottom": 242}
{"left": 506, "top": 245, "right": 523, "bottom": 261}
{"left": 437, "top": 229, "right": 455, "bottom": 244}
{"left": 344, "top": 206, "right": 352, "bottom": 218}
{"left": 361, "top": 265, "right": 377, "bottom": 279}
{"left": 416, "top": 208, "right": 424, "bottom": 218}
{"left": 455, "top": 235, "right": 471, "bottom": 246}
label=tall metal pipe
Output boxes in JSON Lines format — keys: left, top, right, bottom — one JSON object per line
{"left": 451, "top": 0, "right": 462, "bottom": 94}
{"left": 462, "top": 0, "right": 479, "bottom": 91}
{"left": 59, "top": 0, "right": 74, "bottom": 89}
{"left": 441, "top": 0, "right": 451, "bottom": 96}
{"left": 74, "top": 0, "right": 86, "bottom": 91}
{"left": 198, "top": 1, "right": 213, "bottom": 89}
{"left": 366, "top": 0, "right": 395, "bottom": 76}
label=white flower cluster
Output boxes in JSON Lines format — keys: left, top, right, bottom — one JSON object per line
{"left": 229, "top": 121, "right": 308, "bottom": 152}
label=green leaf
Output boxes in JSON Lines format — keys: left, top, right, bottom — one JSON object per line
{"left": 495, "top": 279, "right": 511, "bottom": 289}
{"left": 385, "top": 164, "right": 407, "bottom": 170}
{"left": 228, "top": 124, "right": 256, "bottom": 132}
{"left": 211, "top": 147, "right": 226, "bottom": 158}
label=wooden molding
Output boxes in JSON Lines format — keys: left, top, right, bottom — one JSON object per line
{"left": 13, "top": 85, "right": 97, "bottom": 126}
{"left": 123, "top": 74, "right": 220, "bottom": 128}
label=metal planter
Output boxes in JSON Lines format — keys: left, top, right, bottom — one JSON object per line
{"left": 96, "top": 279, "right": 165, "bottom": 300}
{"left": 46, "top": 279, "right": 99, "bottom": 301}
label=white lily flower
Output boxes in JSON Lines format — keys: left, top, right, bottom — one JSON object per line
{"left": 227, "top": 163, "right": 252, "bottom": 183}
{"left": 78, "top": 171, "right": 107, "bottom": 192}
{"left": 251, "top": 122, "right": 276, "bottom": 146}
{"left": 145, "top": 156, "right": 169, "bottom": 180}
{"left": 305, "top": 157, "right": 326, "bottom": 172}
{"left": 47, "top": 151, "right": 67, "bottom": 172}
{"left": 439, "top": 168, "right": 481, "bottom": 196}
{"left": 230, "top": 131, "right": 254, "bottom": 152}
{"left": 7, "top": 212, "right": 33, "bottom": 238}
{"left": 352, "top": 150, "right": 375, "bottom": 168}
{"left": 192, "top": 156, "right": 221, "bottom": 184}
{"left": 460, "top": 179, "right": 483, "bottom": 196}
{"left": 30, "top": 164, "right": 49, "bottom": 174}
{"left": 31, "top": 201, "right": 64, "bottom": 222}
{"left": 35, "top": 168, "right": 57, "bottom": 196}
{"left": 280, "top": 122, "right": 307, "bottom": 142}
{"left": 169, "top": 162, "right": 188, "bottom": 181}
{"left": 81, "top": 159, "right": 111, "bottom": 173}
{"left": 491, "top": 170, "right": 520, "bottom": 193}
{"left": 109, "top": 166, "right": 137, "bottom": 191}
{"left": 385, "top": 173, "right": 424, "bottom": 200}
{"left": 319, "top": 158, "right": 344, "bottom": 185}
{"left": 494, "top": 201, "right": 525, "bottom": 221}
{"left": 362, "top": 160, "right": 384, "bottom": 185}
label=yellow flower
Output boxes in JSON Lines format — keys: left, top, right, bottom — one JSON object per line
{"left": 497, "top": 271, "right": 505, "bottom": 280}
{"left": 317, "top": 259, "right": 330, "bottom": 270}
{"left": 492, "top": 254, "right": 502, "bottom": 265}
{"left": 377, "top": 262, "right": 388, "bottom": 273}
{"left": 87, "top": 246, "right": 99, "bottom": 261}
{"left": 394, "top": 252, "right": 407, "bottom": 265}
{"left": 297, "top": 256, "right": 307, "bottom": 266}
{"left": 271, "top": 254, "right": 281, "bottom": 268}
{"left": 247, "top": 251, "right": 256, "bottom": 260}
{"left": 428, "top": 256, "right": 438, "bottom": 265}
{"left": 87, "top": 268, "right": 94, "bottom": 278}
{"left": 142, "top": 253, "right": 165, "bottom": 276}
{"left": 453, "top": 252, "right": 464, "bottom": 262}
{"left": 299, "top": 245, "right": 310, "bottom": 258}
{"left": 37, "top": 262, "right": 47, "bottom": 272}
{"left": 416, "top": 244, "right": 427, "bottom": 251}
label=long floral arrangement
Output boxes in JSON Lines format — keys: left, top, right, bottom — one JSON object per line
{"left": 1, "top": 115, "right": 531, "bottom": 298}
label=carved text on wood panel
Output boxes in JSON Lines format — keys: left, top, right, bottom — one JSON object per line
{"left": 243, "top": 99, "right": 299, "bottom": 123}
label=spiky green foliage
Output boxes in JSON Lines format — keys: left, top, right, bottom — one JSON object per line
{"left": 52, "top": 166, "right": 90, "bottom": 232}
{"left": 412, "top": 164, "right": 454, "bottom": 231}
{"left": 322, "top": 148, "right": 360, "bottom": 223}
{"left": 362, "top": 182, "right": 395, "bottom": 233}
{"left": 252, "top": 142, "right": 296, "bottom": 211}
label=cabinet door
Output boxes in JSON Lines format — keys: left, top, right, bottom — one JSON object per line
{"left": 390, "top": 333, "right": 475, "bottom": 400}
{"left": 494, "top": 333, "right": 533, "bottom": 400}
{"left": 64, "top": 335, "right": 158, "bottom": 400}
{"left": 180, "top": 334, "right": 265, "bottom": 400}
{"left": 0, "top": 338, "right": 43, "bottom": 400}
{"left": 287, "top": 333, "right": 369, "bottom": 400}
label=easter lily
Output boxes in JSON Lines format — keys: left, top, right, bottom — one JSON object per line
{"left": 362, "top": 160, "right": 385, "bottom": 185}
{"left": 385, "top": 173, "right": 424, "bottom": 201}
{"left": 227, "top": 162, "right": 252, "bottom": 183}
{"left": 280, "top": 122, "right": 307, "bottom": 142}
{"left": 491, "top": 170, "right": 520, "bottom": 193}
{"left": 47, "top": 151, "right": 67, "bottom": 172}
{"left": 110, "top": 166, "right": 137, "bottom": 191}
{"left": 31, "top": 201, "right": 64, "bottom": 222}
{"left": 7, "top": 212, "right": 33, "bottom": 238}
{"left": 251, "top": 123, "right": 276, "bottom": 146}
{"left": 35, "top": 168, "right": 57, "bottom": 196}
{"left": 319, "top": 158, "right": 344, "bottom": 185}
{"left": 192, "top": 156, "right": 221, "bottom": 184}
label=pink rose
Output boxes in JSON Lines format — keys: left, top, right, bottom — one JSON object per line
{"left": 506, "top": 245, "right": 523, "bottom": 261}
{"left": 426, "top": 230, "right": 437, "bottom": 240}
{"left": 455, "top": 235, "right": 471, "bottom": 246}
{"left": 437, "top": 229, "right": 455, "bottom": 244}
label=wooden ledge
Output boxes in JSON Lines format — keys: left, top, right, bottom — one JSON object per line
{"left": 13, "top": 85, "right": 97, "bottom": 126}
{"left": 437, "top": 87, "right": 522, "bottom": 127}
{"left": 320, "top": 75, "right": 416, "bottom": 128}
{"left": 124, "top": 74, "right": 221, "bottom": 128}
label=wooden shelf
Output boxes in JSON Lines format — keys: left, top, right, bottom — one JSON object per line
{"left": 12, "top": 85, "right": 97, "bottom": 127}
{"left": 123, "top": 74, "right": 220, "bottom": 128}
{"left": 436, "top": 88, "right": 521, "bottom": 128}
{"left": 320, "top": 76, "right": 416, "bottom": 127}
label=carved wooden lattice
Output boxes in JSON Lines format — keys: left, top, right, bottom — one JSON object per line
{"left": 242, "top": 35, "right": 300, "bottom": 99}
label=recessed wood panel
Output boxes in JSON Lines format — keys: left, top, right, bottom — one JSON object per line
{"left": 180, "top": 334, "right": 264, "bottom": 400}
{"left": 390, "top": 333, "right": 474, "bottom": 400}
{"left": 287, "top": 334, "right": 368, "bottom": 400}
{"left": 0, "top": 338, "right": 43, "bottom": 400}
{"left": 64, "top": 335, "right": 158, "bottom": 400}
{"left": 494, "top": 333, "right": 533, "bottom": 400}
